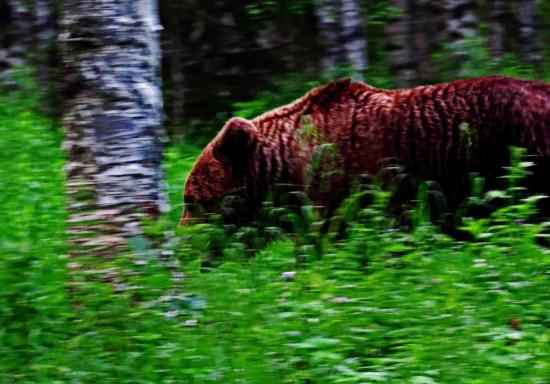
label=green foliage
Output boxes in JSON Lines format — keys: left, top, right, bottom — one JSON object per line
{"left": 0, "top": 69, "right": 68, "bottom": 381}
{"left": 432, "top": 36, "right": 542, "bottom": 82}
{"left": 148, "top": 149, "right": 549, "bottom": 383}
{"left": 245, "top": 0, "right": 311, "bottom": 18}
{"left": 163, "top": 143, "right": 202, "bottom": 225}
{"left": 1, "top": 72, "right": 549, "bottom": 383}
{"left": 233, "top": 74, "right": 328, "bottom": 119}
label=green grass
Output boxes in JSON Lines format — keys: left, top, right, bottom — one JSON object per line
{"left": 0, "top": 73, "right": 548, "bottom": 383}
{"left": 0, "top": 72, "right": 69, "bottom": 381}
{"left": 163, "top": 143, "right": 202, "bottom": 225}
{"left": 162, "top": 166, "right": 550, "bottom": 383}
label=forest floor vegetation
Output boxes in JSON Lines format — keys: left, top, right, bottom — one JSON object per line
{"left": 0, "top": 73, "right": 548, "bottom": 383}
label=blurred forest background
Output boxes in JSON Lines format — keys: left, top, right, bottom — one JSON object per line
{"left": 1, "top": 0, "right": 549, "bottom": 141}
{"left": 0, "top": 1, "right": 549, "bottom": 382}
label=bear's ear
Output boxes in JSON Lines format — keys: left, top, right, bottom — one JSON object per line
{"left": 213, "top": 117, "right": 258, "bottom": 170}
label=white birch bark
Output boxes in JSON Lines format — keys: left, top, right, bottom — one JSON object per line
{"left": 315, "top": 0, "right": 341, "bottom": 73}
{"left": 387, "top": 0, "right": 417, "bottom": 86}
{"left": 61, "top": 0, "right": 167, "bottom": 255}
{"left": 315, "top": 0, "right": 367, "bottom": 80}
{"left": 443, "top": 0, "right": 479, "bottom": 57}
{"left": 340, "top": 0, "right": 367, "bottom": 80}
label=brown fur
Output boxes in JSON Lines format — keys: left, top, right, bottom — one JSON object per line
{"left": 181, "top": 76, "right": 550, "bottom": 225}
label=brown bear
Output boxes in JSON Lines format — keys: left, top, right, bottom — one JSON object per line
{"left": 181, "top": 76, "right": 550, "bottom": 226}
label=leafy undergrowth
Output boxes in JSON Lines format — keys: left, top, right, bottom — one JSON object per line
{"left": 156, "top": 166, "right": 549, "bottom": 384}
{"left": 163, "top": 143, "right": 202, "bottom": 225}
{"left": 0, "top": 72, "right": 69, "bottom": 381}
{"left": 0, "top": 74, "right": 549, "bottom": 383}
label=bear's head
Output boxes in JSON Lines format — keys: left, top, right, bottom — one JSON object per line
{"left": 180, "top": 117, "right": 259, "bottom": 225}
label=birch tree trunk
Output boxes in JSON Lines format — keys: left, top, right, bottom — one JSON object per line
{"left": 340, "top": 0, "right": 367, "bottom": 80}
{"left": 515, "top": 0, "right": 541, "bottom": 65}
{"left": 411, "top": 0, "right": 440, "bottom": 83}
{"left": 1, "top": 0, "right": 56, "bottom": 109}
{"left": 443, "top": 0, "right": 479, "bottom": 58}
{"left": 4, "top": 0, "right": 33, "bottom": 68}
{"left": 386, "top": 0, "right": 417, "bottom": 87}
{"left": 488, "top": 0, "right": 508, "bottom": 61}
{"left": 315, "top": 0, "right": 341, "bottom": 74}
{"left": 315, "top": 0, "right": 367, "bottom": 80}
{"left": 61, "top": 0, "right": 167, "bottom": 256}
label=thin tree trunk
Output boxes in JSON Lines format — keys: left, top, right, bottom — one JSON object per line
{"left": 217, "top": 4, "right": 246, "bottom": 56}
{"left": 315, "top": 0, "right": 367, "bottom": 80}
{"left": 340, "top": 0, "right": 367, "bottom": 80}
{"left": 515, "top": 0, "right": 541, "bottom": 65}
{"left": 411, "top": 0, "right": 439, "bottom": 83}
{"left": 386, "top": 0, "right": 417, "bottom": 87}
{"left": 61, "top": 0, "right": 167, "bottom": 256}
{"left": 443, "top": 0, "right": 479, "bottom": 58}
{"left": 488, "top": 0, "right": 507, "bottom": 61}
{"left": 315, "top": 0, "right": 341, "bottom": 74}
{"left": 5, "top": 0, "right": 33, "bottom": 67}
{"left": 1, "top": 0, "right": 57, "bottom": 108}
{"left": 214, "top": 1, "right": 249, "bottom": 105}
